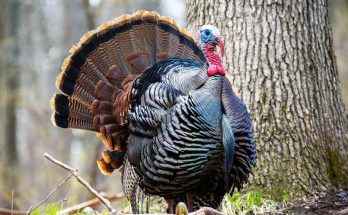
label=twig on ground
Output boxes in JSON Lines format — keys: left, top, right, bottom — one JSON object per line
{"left": 43, "top": 153, "right": 118, "bottom": 214}
{"left": 26, "top": 174, "right": 73, "bottom": 214}
{"left": 58, "top": 193, "right": 124, "bottom": 214}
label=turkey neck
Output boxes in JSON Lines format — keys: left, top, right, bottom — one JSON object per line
{"left": 202, "top": 43, "right": 223, "bottom": 66}
{"left": 199, "top": 43, "right": 224, "bottom": 96}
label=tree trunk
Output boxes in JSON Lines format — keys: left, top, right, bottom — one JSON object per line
{"left": 4, "top": 0, "right": 20, "bottom": 167}
{"left": 0, "top": 0, "right": 20, "bottom": 208}
{"left": 187, "top": 0, "right": 348, "bottom": 197}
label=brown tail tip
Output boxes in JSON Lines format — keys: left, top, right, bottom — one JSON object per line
{"left": 97, "top": 158, "right": 114, "bottom": 175}
{"left": 97, "top": 150, "right": 125, "bottom": 175}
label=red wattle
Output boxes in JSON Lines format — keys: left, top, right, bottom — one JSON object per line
{"left": 203, "top": 43, "right": 226, "bottom": 76}
{"left": 208, "top": 65, "right": 225, "bottom": 76}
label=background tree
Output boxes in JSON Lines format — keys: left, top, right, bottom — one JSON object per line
{"left": 187, "top": 0, "right": 348, "bottom": 197}
{"left": 0, "top": 0, "right": 20, "bottom": 208}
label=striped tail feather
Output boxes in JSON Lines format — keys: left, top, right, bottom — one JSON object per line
{"left": 50, "top": 10, "right": 206, "bottom": 175}
{"left": 97, "top": 150, "right": 125, "bottom": 175}
{"left": 50, "top": 94, "right": 94, "bottom": 130}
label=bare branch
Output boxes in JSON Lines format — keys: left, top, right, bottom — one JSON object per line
{"left": 44, "top": 153, "right": 77, "bottom": 172}
{"left": 26, "top": 174, "right": 73, "bottom": 214}
{"left": 58, "top": 193, "right": 124, "bottom": 214}
{"left": 43, "top": 153, "right": 118, "bottom": 214}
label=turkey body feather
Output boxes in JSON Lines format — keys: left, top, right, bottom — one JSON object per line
{"left": 128, "top": 57, "right": 255, "bottom": 209}
{"left": 50, "top": 10, "right": 256, "bottom": 213}
{"left": 129, "top": 58, "right": 222, "bottom": 195}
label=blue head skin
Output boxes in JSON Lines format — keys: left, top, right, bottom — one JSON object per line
{"left": 196, "top": 25, "right": 225, "bottom": 57}
{"left": 201, "top": 29, "right": 215, "bottom": 43}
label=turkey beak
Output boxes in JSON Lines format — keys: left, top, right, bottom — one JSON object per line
{"left": 215, "top": 37, "right": 225, "bottom": 57}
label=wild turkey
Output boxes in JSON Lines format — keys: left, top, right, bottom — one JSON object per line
{"left": 50, "top": 10, "right": 256, "bottom": 213}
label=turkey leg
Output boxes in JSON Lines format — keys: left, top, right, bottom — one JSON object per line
{"left": 186, "top": 193, "right": 194, "bottom": 212}
{"left": 166, "top": 199, "right": 174, "bottom": 214}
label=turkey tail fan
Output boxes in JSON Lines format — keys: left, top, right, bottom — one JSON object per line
{"left": 50, "top": 9, "right": 206, "bottom": 191}
{"left": 51, "top": 9, "right": 205, "bottom": 129}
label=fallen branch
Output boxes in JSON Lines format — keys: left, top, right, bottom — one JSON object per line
{"left": 43, "top": 153, "right": 118, "bottom": 214}
{"left": 26, "top": 174, "right": 73, "bottom": 214}
{"left": 58, "top": 193, "right": 124, "bottom": 214}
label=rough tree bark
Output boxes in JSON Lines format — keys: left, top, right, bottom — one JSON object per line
{"left": 187, "top": 0, "right": 348, "bottom": 197}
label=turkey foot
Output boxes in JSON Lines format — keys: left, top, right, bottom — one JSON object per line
{"left": 186, "top": 193, "right": 194, "bottom": 212}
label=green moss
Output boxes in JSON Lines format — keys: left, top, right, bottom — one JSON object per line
{"left": 281, "top": 191, "right": 290, "bottom": 202}
{"left": 325, "top": 146, "right": 348, "bottom": 187}
{"left": 222, "top": 189, "right": 277, "bottom": 215}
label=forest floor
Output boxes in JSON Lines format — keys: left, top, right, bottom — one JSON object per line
{"left": 282, "top": 189, "right": 348, "bottom": 215}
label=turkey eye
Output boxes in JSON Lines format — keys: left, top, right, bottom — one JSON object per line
{"left": 205, "top": 31, "right": 210, "bottom": 35}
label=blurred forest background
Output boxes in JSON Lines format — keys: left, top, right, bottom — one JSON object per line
{"left": 0, "top": 0, "right": 347, "bottom": 211}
